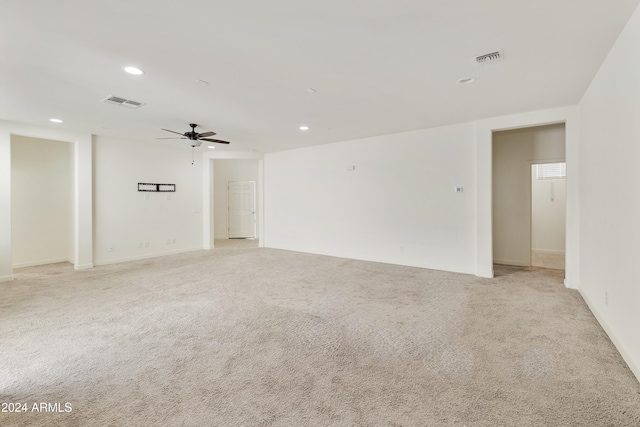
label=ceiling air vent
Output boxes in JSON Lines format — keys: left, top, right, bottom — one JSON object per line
{"left": 102, "top": 95, "right": 145, "bottom": 109}
{"left": 474, "top": 49, "right": 504, "bottom": 65}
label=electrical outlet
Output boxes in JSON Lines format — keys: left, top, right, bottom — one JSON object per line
{"left": 144, "top": 241, "right": 149, "bottom": 248}
{"left": 108, "top": 245, "right": 114, "bottom": 252}
{"left": 166, "top": 238, "right": 171, "bottom": 245}
{"left": 172, "top": 238, "right": 176, "bottom": 244}
{"left": 138, "top": 242, "right": 143, "bottom": 249}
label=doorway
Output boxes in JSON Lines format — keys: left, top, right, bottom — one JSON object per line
{"left": 212, "top": 159, "right": 260, "bottom": 241}
{"left": 530, "top": 162, "right": 566, "bottom": 269}
{"left": 492, "top": 123, "right": 566, "bottom": 268}
{"left": 11, "top": 135, "right": 74, "bottom": 268}
{"left": 228, "top": 181, "right": 256, "bottom": 239}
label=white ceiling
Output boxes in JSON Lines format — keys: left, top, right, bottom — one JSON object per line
{"left": 1, "top": 0, "right": 639, "bottom": 153}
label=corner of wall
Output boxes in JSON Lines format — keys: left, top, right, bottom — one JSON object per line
{"left": 579, "top": 289, "right": 640, "bottom": 383}
{"left": 563, "top": 278, "right": 579, "bottom": 290}
{"left": 0, "top": 124, "right": 12, "bottom": 280}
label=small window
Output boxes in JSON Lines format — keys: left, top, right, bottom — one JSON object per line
{"left": 536, "top": 162, "right": 566, "bottom": 180}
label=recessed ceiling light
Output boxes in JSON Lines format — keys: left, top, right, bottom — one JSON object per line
{"left": 299, "top": 125, "right": 310, "bottom": 131}
{"left": 49, "top": 118, "right": 63, "bottom": 123}
{"left": 457, "top": 77, "right": 476, "bottom": 85}
{"left": 207, "top": 145, "right": 216, "bottom": 149}
{"left": 124, "top": 66, "right": 144, "bottom": 75}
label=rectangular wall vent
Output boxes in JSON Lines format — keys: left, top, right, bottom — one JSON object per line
{"left": 474, "top": 49, "right": 504, "bottom": 65}
{"left": 102, "top": 95, "right": 145, "bottom": 109}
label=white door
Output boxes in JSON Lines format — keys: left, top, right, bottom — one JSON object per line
{"left": 228, "top": 181, "right": 256, "bottom": 238}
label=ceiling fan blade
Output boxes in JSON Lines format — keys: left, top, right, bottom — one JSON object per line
{"left": 161, "top": 128, "right": 186, "bottom": 136}
{"left": 156, "top": 137, "right": 187, "bottom": 140}
{"left": 197, "top": 131, "right": 216, "bottom": 137}
{"left": 200, "top": 138, "right": 230, "bottom": 144}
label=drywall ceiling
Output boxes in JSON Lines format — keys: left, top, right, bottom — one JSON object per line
{"left": 1, "top": 0, "right": 639, "bottom": 153}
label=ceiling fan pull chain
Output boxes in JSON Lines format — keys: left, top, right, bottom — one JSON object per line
{"left": 191, "top": 147, "right": 195, "bottom": 165}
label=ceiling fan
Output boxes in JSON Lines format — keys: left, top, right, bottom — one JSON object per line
{"left": 158, "top": 123, "right": 230, "bottom": 147}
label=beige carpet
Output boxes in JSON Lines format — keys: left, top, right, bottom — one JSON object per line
{"left": 1, "top": 246, "right": 639, "bottom": 426}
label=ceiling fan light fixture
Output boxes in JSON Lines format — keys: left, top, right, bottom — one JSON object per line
{"left": 159, "top": 123, "right": 231, "bottom": 146}
{"left": 124, "top": 66, "right": 144, "bottom": 75}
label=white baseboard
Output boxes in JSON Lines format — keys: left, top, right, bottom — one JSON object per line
{"left": 12, "top": 257, "right": 70, "bottom": 269}
{"left": 74, "top": 263, "right": 94, "bottom": 270}
{"left": 0, "top": 275, "right": 14, "bottom": 283}
{"left": 264, "top": 244, "right": 476, "bottom": 276}
{"left": 580, "top": 290, "right": 640, "bottom": 383}
{"left": 493, "top": 258, "right": 530, "bottom": 267}
{"left": 93, "top": 247, "right": 203, "bottom": 266}
{"left": 563, "top": 278, "right": 579, "bottom": 290}
{"left": 531, "top": 249, "right": 566, "bottom": 255}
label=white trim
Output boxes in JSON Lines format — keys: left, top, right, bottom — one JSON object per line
{"left": 267, "top": 243, "right": 475, "bottom": 276}
{"left": 531, "top": 249, "right": 566, "bottom": 255}
{"left": 257, "top": 160, "right": 264, "bottom": 247}
{"left": 93, "top": 247, "right": 202, "bottom": 267}
{"left": 493, "top": 259, "right": 530, "bottom": 267}
{"left": 580, "top": 290, "right": 640, "bottom": 383}
{"left": 12, "top": 257, "right": 71, "bottom": 269}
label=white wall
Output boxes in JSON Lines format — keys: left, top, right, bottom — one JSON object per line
{"left": 11, "top": 135, "right": 72, "bottom": 267}
{"left": 264, "top": 123, "right": 477, "bottom": 274}
{"left": 93, "top": 137, "right": 203, "bottom": 265}
{"left": 492, "top": 124, "right": 565, "bottom": 266}
{"left": 213, "top": 159, "right": 259, "bottom": 239}
{"left": 531, "top": 167, "right": 566, "bottom": 254}
{"left": 578, "top": 3, "right": 640, "bottom": 381}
